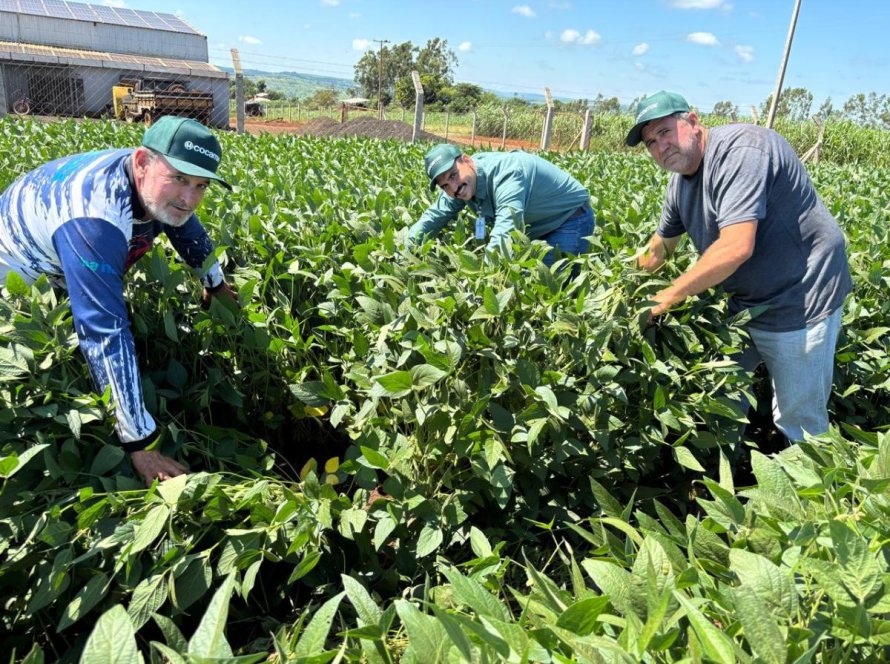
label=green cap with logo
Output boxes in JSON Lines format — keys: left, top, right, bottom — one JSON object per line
{"left": 142, "top": 116, "right": 231, "bottom": 190}
{"left": 625, "top": 90, "right": 691, "bottom": 147}
{"left": 424, "top": 143, "right": 462, "bottom": 191}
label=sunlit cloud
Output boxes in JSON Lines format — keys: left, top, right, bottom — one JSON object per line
{"left": 353, "top": 38, "right": 370, "bottom": 50}
{"left": 686, "top": 32, "right": 720, "bottom": 46}
{"left": 238, "top": 35, "right": 262, "bottom": 45}
{"left": 321, "top": 0, "right": 340, "bottom": 5}
{"left": 632, "top": 42, "right": 649, "bottom": 56}
{"left": 512, "top": 5, "right": 536, "bottom": 18}
{"left": 735, "top": 45, "right": 755, "bottom": 62}
{"left": 561, "top": 29, "right": 601, "bottom": 45}
{"left": 668, "top": 0, "right": 729, "bottom": 8}
{"left": 458, "top": 41, "right": 472, "bottom": 52}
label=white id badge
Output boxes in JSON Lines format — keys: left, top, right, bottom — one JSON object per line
{"left": 475, "top": 217, "right": 486, "bottom": 240}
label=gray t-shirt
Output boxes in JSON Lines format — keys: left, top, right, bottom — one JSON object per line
{"left": 658, "top": 123, "right": 852, "bottom": 331}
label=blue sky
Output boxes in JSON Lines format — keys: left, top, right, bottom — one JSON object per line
{"left": 112, "top": 0, "right": 889, "bottom": 112}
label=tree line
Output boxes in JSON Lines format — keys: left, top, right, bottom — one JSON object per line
{"left": 232, "top": 39, "right": 890, "bottom": 129}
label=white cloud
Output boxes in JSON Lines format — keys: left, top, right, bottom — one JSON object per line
{"left": 238, "top": 35, "right": 262, "bottom": 45}
{"left": 349, "top": 12, "right": 360, "bottom": 19}
{"left": 321, "top": 0, "right": 340, "bottom": 5}
{"left": 686, "top": 32, "right": 720, "bottom": 46}
{"left": 101, "top": 0, "right": 126, "bottom": 7}
{"left": 458, "top": 41, "right": 472, "bottom": 52}
{"left": 635, "top": 62, "right": 645, "bottom": 71}
{"left": 512, "top": 5, "right": 536, "bottom": 18}
{"left": 668, "top": 0, "right": 728, "bottom": 8}
{"left": 560, "top": 28, "right": 600, "bottom": 45}
{"left": 632, "top": 42, "right": 649, "bottom": 56}
{"left": 353, "top": 38, "right": 370, "bottom": 50}
{"left": 735, "top": 45, "right": 755, "bottom": 62}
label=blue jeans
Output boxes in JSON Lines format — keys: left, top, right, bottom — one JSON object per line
{"left": 736, "top": 306, "right": 844, "bottom": 442}
{"left": 540, "top": 205, "right": 595, "bottom": 267}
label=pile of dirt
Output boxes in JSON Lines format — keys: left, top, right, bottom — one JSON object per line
{"left": 298, "top": 116, "right": 442, "bottom": 142}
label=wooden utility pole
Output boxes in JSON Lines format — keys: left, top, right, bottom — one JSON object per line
{"left": 766, "top": 0, "right": 802, "bottom": 129}
{"left": 374, "top": 39, "right": 390, "bottom": 120}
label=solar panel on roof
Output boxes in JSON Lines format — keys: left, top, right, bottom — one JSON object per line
{"left": 138, "top": 12, "right": 170, "bottom": 30}
{"left": 90, "top": 4, "right": 124, "bottom": 25}
{"left": 5, "top": 0, "right": 202, "bottom": 34}
{"left": 158, "top": 14, "right": 198, "bottom": 34}
{"left": 114, "top": 7, "right": 150, "bottom": 28}
{"left": 18, "top": 0, "right": 43, "bottom": 14}
{"left": 42, "top": 0, "right": 73, "bottom": 18}
{"left": 67, "top": 3, "right": 94, "bottom": 20}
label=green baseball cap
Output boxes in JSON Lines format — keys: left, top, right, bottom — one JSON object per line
{"left": 142, "top": 116, "right": 231, "bottom": 190}
{"left": 424, "top": 143, "right": 462, "bottom": 191}
{"left": 625, "top": 90, "right": 691, "bottom": 147}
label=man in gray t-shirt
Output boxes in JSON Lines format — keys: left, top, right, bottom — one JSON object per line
{"left": 626, "top": 90, "right": 852, "bottom": 442}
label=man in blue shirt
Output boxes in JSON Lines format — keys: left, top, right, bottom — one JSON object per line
{"left": 409, "top": 144, "right": 594, "bottom": 265}
{"left": 0, "top": 116, "right": 238, "bottom": 485}
{"left": 628, "top": 90, "right": 851, "bottom": 442}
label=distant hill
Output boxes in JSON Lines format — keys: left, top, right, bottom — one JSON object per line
{"left": 218, "top": 67, "right": 551, "bottom": 105}
{"left": 219, "top": 67, "right": 356, "bottom": 100}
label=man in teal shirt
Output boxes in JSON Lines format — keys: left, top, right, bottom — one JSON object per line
{"left": 409, "top": 144, "right": 594, "bottom": 265}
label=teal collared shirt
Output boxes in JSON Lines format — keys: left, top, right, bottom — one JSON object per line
{"left": 408, "top": 150, "right": 590, "bottom": 252}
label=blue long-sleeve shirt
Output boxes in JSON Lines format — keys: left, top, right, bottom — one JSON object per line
{"left": 408, "top": 150, "right": 590, "bottom": 252}
{"left": 0, "top": 149, "right": 224, "bottom": 449}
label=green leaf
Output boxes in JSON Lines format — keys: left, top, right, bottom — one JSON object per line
{"left": 556, "top": 596, "right": 610, "bottom": 635}
{"left": 730, "top": 585, "right": 786, "bottom": 664}
{"left": 469, "top": 526, "right": 493, "bottom": 558}
{"left": 130, "top": 505, "right": 170, "bottom": 554}
{"left": 59, "top": 572, "right": 109, "bottom": 631}
{"left": 729, "top": 548, "right": 797, "bottom": 618}
{"left": 293, "top": 591, "right": 346, "bottom": 659}
{"left": 0, "top": 443, "right": 49, "bottom": 479}
{"left": 90, "top": 445, "right": 126, "bottom": 476}
{"left": 360, "top": 446, "right": 389, "bottom": 470}
{"left": 410, "top": 363, "right": 448, "bottom": 389}
{"left": 372, "top": 370, "right": 413, "bottom": 398}
{"left": 127, "top": 575, "right": 167, "bottom": 630}
{"left": 0, "top": 342, "right": 33, "bottom": 382}
{"left": 416, "top": 524, "right": 443, "bottom": 558}
{"left": 152, "top": 612, "right": 188, "bottom": 652}
{"left": 673, "top": 592, "right": 736, "bottom": 664}
{"left": 673, "top": 445, "right": 705, "bottom": 472}
{"left": 395, "top": 600, "right": 449, "bottom": 663}
{"left": 442, "top": 567, "right": 510, "bottom": 622}
{"left": 188, "top": 574, "right": 236, "bottom": 659}
{"left": 157, "top": 473, "right": 188, "bottom": 505}
{"left": 79, "top": 604, "right": 143, "bottom": 664}
{"left": 830, "top": 520, "right": 882, "bottom": 602}
{"left": 342, "top": 575, "right": 382, "bottom": 626}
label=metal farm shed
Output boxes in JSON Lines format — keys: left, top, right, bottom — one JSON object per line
{"left": 0, "top": 0, "right": 229, "bottom": 127}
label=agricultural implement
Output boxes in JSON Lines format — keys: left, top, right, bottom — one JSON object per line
{"left": 112, "top": 77, "right": 213, "bottom": 126}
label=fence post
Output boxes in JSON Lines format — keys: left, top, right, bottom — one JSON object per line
{"left": 411, "top": 70, "right": 424, "bottom": 142}
{"left": 540, "top": 87, "right": 554, "bottom": 150}
{"left": 750, "top": 105, "right": 760, "bottom": 124}
{"left": 501, "top": 105, "right": 509, "bottom": 149}
{"left": 580, "top": 108, "right": 592, "bottom": 151}
{"left": 471, "top": 108, "right": 477, "bottom": 148}
{"left": 230, "top": 48, "right": 244, "bottom": 133}
{"left": 0, "top": 67, "right": 7, "bottom": 119}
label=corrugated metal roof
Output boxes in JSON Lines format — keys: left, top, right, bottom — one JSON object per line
{"left": 0, "top": 0, "right": 202, "bottom": 36}
{"left": 0, "top": 39, "right": 227, "bottom": 78}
